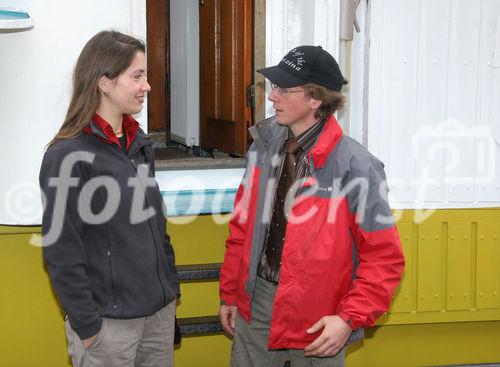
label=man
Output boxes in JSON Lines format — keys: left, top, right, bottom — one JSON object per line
{"left": 219, "top": 45, "right": 405, "bottom": 366}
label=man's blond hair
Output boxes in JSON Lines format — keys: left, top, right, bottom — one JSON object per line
{"left": 302, "top": 83, "right": 346, "bottom": 121}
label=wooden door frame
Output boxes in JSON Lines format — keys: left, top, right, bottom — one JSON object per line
{"left": 254, "top": 0, "right": 266, "bottom": 126}
{"left": 146, "top": 0, "right": 170, "bottom": 137}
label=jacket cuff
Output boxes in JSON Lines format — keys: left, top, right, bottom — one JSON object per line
{"left": 172, "top": 281, "right": 180, "bottom": 299}
{"left": 337, "top": 311, "right": 363, "bottom": 331}
{"left": 220, "top": 296, "right": 236, "bottom": 306}
{"left": 73, "top": 317, "right": 103, "bottom": 340}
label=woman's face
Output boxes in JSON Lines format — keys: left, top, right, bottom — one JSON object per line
{"left": 103, "top": 51, "right": 151, "bottom": 115}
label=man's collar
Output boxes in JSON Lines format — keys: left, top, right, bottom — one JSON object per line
{"left": 287, "top": 119, "right": 325, "bottom": 149}
{"left": 308, "top": 115, "right": 343, "bottom": 170}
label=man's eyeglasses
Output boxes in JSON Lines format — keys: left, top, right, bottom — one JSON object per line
{"left": 270, "top": 83, "right": 304, "bottom": 96}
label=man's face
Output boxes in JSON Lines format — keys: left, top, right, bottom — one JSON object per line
{"left": 268, "top": 84, "right": 319, "bottom": 135}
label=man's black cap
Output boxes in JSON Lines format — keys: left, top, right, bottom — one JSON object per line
{"left": 257, "top": 45, "right": 347, "bottom": 91}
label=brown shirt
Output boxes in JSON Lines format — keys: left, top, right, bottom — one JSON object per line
{"left": 257, "top": 119, "right": 326, "bottom": 283}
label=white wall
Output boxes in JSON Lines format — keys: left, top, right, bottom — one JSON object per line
{"left": 265, "top": 0, "right": 341, "bottom": 117}
{"left": 0, "top": 0, "right": 146, "bottom": 225}
{"left": 346, "top": 0, "right": 368, "bottom": 145}
{"left": 170, "top": 0, "right": 200, "bottom": 146}
{"left": 367, "top": 0, "right": 500, "bottom": 208}
{"left": 263, "top": 0, "right": 500, "bottom": 209}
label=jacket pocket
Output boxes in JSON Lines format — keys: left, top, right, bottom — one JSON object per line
{"left": 105, "top": 250, "right": 118, "bottom": 309}
{"left": 345, "top": 327, "right": 364, "bottom": 346}
{"left": 83, "top": 319, "right": 107, "bottom": 351}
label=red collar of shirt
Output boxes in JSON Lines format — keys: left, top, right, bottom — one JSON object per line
{"left": 84, "top": 113, "right": 140, "bottom": 150}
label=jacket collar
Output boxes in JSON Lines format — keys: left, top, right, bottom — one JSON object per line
{"left": 84, "top": 114, "right": 152, "bottom": 156}
{"left": 87, "top": 113, "right": 141, "bottom": 150}
{"left": 308, "top": 114, "right": 343, "bottom": 169}
{"left": 249, "top": 116, "right": 288, "bottom": 150}
{"left": 249, "top": 114, "right": 343, "bottom": 170}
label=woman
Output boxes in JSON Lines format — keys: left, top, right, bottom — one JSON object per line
{"left": 39, "top": 30, "right": 179, "bottom": 367}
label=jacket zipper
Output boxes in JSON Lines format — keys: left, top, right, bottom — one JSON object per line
{"left": 128, "top": 154, "right": 168, "bottom": 305}
{"left": 90, "top": 133, "right": 165, "bottom": 306}
{"left": 106, "top": 249, "right": 118, "bottom": 309}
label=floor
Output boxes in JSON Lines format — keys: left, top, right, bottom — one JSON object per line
{"left": 154, "top": 146, "right": 245, "bottom": 171}
{"left": 150, "top": 129, "right": 246, "bottom": 171}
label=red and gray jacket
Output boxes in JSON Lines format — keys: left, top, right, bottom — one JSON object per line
{"left": 219, "top": 115, "right": 405, "bottom": 350}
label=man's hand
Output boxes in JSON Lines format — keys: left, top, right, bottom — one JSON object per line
{"left": 304, "top": 315, "right": 352, "bottom": 357}
{"left": 219, "top": 304, "right": 238, "bottom": 336}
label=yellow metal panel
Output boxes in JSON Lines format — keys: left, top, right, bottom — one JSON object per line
{"left": 397, "top": 208, "right": 500, "bottom": 224}
{"left": 0, "top": 233, "right": 70, "bottom": 367}
{"left": 177, "top": 281, "right": 221, "bottom": 318}
{"left": 390, "top": 223, "right": 413, "bottom": 313}
{"left": 175, "top": 335, "right": 231, "bottom": 366}
{"left": 0, "top": 225, "right": 40, "bottom": 235}
{"left": 1, "top": 209, "right": 500, "bottom": 367}
{"left": 446, "top": 222, "right": 472, "bottom": 310}
{"left": 346, "top": 321, "right": 500, "bottom": 367}
{"left": 417, "top": 222, "right": 442, "bottom": 311}
{"left": 174, "top": 321, "right": 500, "bottom": 367}
{"left": 168, "top": 215, "right": 230, "bottom": 265}
{"left": 476, "top": 222, "right": 500, "bottom": 309}
{"left": 380, "top": 307, "right": 500, "bottom": 325}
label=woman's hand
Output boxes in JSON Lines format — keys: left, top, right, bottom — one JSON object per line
{"left": 82, "top": 334, "right": 98, "bottom": 349}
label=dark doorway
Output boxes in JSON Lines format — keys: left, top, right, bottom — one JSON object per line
{"left": 199, "top": 0, "right": 254, "bottom": 156}
{"left": 146, "top": 0, "right": 255, "bottom": 157}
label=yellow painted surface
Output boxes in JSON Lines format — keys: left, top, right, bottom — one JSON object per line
{"left": 390, "top": 222, "right": 413, "bottom": 313}
{"left": 1, "top": 233, "right": 69, "bottom": 367}
{"left": 447, "top": 222, "right": 472, "bottom": 310}
{"left": 417, "top": 222, "right": 442, "bottom": 312}
{"left": 168, "top": 215, "right": 229, "bottom": 265}
{"left": 476, "top": 222, "right": 500, "bottom": 310}
{"left": 381, "top": 209, "right": 500, "bottom": 325}
{"left": 345, "top": 321, "right": 500, "bottom": 367}
{"left": 1, "top": 209, "right": 500, "bottom": 366}
{"left": 177, "top": 281, "right": 220, "bottom": 318}
{"left": 178, "top": 321, "right": 500, "bottom": 367}
{"left": 175, "top": 335, "right": 231, "bottom": 366}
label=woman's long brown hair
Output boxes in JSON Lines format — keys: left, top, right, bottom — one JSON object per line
{"left": 47, "top": 31, "right": 145, "bottom": 147}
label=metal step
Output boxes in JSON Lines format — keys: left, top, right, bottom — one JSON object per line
{"left": 177, "top": 315, "right": 222, "bottom": 335}
{"left": 176, "top": 263, "right": 221, "bottom": 281}
{"left": 176, "top": 263, "right": 222, "bottom": 336}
